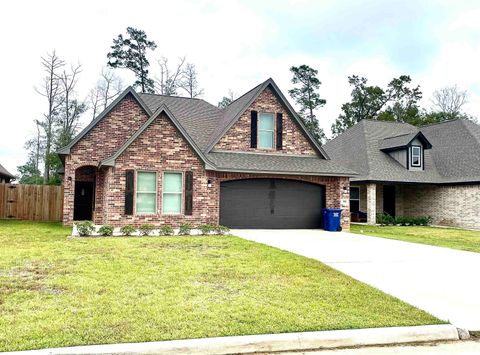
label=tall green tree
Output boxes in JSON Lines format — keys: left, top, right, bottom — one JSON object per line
{"left": 288, "top": 65, "right": 326, "bottom": 144}
{"left": 331, "top": 75, "right": 422, "bottom": 136}
{"left": 107, "top": 27, "right": 157, "bottom": 93}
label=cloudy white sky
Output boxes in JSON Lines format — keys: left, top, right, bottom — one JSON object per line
{"left": 1, "top": 0, "right": 480, "bottom": 175}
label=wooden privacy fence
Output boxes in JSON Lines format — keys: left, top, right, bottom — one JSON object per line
{"left": 0, "top": 183, "right": 63, "bottom": 221}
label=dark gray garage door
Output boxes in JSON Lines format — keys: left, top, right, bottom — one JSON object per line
{"left": 220, "top": 179, "right": 325, "bottom": 229}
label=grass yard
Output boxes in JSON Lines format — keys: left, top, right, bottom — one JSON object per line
{"left": 351, "top": 224, "right": 480, "bottom": 253}
{"left": 0, "top": 221, "right": 442, "bottom": 352}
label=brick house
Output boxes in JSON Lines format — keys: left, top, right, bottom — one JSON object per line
{"left": 323, "top": 119, "right": 480, "bottom": 230}
{"left": 58, "top": 78, "right": 355, "bottom": 229}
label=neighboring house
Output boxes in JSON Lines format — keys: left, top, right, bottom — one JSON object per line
{"left": 0, "top": 164, "right": 15, "bottom": 183}
{"left": 324, "top": 119, "right": 480, "bottom": 230}
{"left": 58, "top": 78, "right": 354, "bottom": 229}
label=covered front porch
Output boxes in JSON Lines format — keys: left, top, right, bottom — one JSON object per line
{"left": 350, "top": 182, "right": 423, "bottom": 225}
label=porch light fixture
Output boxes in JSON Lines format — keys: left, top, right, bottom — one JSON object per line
{"left": 207, "top": 179, "right": 212, "bottom": 188}
{"left": 67, "top": 176, "right": 72, "bottom": 182}
{"left": 342, "top": 185, "right": 349, "bottom": 193}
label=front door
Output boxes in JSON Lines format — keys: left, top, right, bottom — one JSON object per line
{"left": 74, "top": 181, "right": 94, "bottom": 220}
{"left": 383, "top": 185, "right": 396, "bottom": 217}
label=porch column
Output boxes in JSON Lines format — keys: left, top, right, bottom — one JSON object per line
{"left": 366, "top": 183, "right": 377, "bottom": 225}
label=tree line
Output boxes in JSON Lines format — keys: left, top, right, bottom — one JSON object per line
{"left": 18, "top": 27, "right": 204, "bottom": 184}
{"left": 288, "top": 65, "right": 476, "bottom": 143}
{"left": 18, "top": 27, "right": 476, "bottom": 184}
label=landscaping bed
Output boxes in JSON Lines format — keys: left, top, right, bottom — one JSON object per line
{"left": 351, "top": 224, "right": 480, "bottom": 253}
{"left": 0, "top": 221, "right": 442, "bottom": 352}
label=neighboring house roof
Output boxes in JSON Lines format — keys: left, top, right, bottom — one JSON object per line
{"left": 421, "top": 119, "right": 480, "bottom": 182}
{"left": 323, "top": 119, "right": 480, "bottom": 184}
{"left": 0, "top": 164, "right": 14, "bottom": 180}
{"left": 60, "top": 78, "right": 355, "bottom": 177}
{"left": 207, "top": 151, "right": 357, "bottom": 176}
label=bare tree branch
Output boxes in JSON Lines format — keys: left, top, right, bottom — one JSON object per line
{"left": 431, "top": 86, "right": 468, "bottom": 117}
{"left": 154, "top": 56, "right": 186, "bottom": 95}
{"left": 179, "top": 63, "right": 204, "bottom": 98}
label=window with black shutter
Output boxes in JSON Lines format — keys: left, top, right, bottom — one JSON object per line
{"left": 276, "top": 113, "right": 283, "bottom": 150}
{"left": 125, "top": 170, "right": 134, "bottom": 215}
{"left": 250, "top": 110, "right": 258, "bottom": 148}
{"left": 185, "top": 171, "right": 193, "bottom": 215}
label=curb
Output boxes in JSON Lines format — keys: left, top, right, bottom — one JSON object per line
{"left": 2, "top": 324, "right": 461, "bottom": 355}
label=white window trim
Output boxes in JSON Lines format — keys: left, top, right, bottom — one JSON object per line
{"left": 258, "top": 112, "right": 275, "bottom": 149}
{"left": 162, "top": 171, "right": 184, "bottom": 215}
{"left": 411, "top": 146, "right": 422, "bottom": 167}
{"left": 135, "top": 171, "right": 158, "bottom": 215}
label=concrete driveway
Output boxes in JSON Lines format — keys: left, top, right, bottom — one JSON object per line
{"left": 232, "top": 229, "right": 480, "bottom": 331}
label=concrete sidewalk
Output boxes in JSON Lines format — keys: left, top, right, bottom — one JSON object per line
{"left": 232, "top": 229, "right": 480, "bottom": 331}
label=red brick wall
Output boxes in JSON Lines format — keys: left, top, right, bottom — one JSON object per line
{"left": 105, "top": 113, "right": 218, "bottom": 226}
{"left": 215, "top": 86, "right": 318, "bottom": 155}
{"left": 63, "top": 94, "right": 149, "bottom": 224}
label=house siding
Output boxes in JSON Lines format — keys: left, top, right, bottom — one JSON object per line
{"left": 214, "top": 86, "right": 318, "bottom": 155}
{"left": 403, "top": 184, "right": 480, "bottom": 230}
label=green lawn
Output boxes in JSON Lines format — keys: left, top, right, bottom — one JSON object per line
{"left": 351, "top": 224, "right": 480, "bottom": 253}
{"left": 0, "top": 221, "right": 442, "bottom": 351}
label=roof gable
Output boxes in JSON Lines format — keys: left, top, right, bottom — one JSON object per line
{"left": 100, "top": 105, "right": 212, "bottom": 168}
{"left": 380, "top": 131, "right": 432, "bottom": 151}
{"left": 57, "top": 87, "right": 151, "bottom": 155}
{"left": 204, "top": 78, "right": 329, "bottom": 159}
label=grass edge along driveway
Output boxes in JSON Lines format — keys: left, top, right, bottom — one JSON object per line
{"left": 0, "top": 221, "right": 443, "bottom": 352}
{"left": 351, "top": 224, "right": 480, "bottom": 253}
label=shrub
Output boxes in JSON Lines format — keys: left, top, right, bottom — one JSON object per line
{"left": 139, "top": 224, "right": 155, "bottom": 236}
{"left": 178, "top": 224, "right": 193, "bottom": 235}
{"left": 395, "top": 216, "right": 410, "bottom": 226}
{"left": 159, "top": 225, "right": 174, "bottom": 236}
{"left": 376, "top": 213, "right": 395, "bottom": 226}
{"left": 213, "top": 225, "right": 230, "bottom": 235}
{"left": 120, "top": 225, "right": 136, "bottom": 236}
{"left": 417, "top": 216, "right": 433, "bottom": 226}
{"left": 76, "top": 221, "right": 95, "bottom": 236}
{"left": 98, "top": 225, "right": 114, "bottom": 236}
{"left": 198, "top": 224, "right": 213, "bottom": 235}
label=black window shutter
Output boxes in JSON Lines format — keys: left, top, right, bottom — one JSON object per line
{"left": 250, "top": 110, "right": 258, "bottom": 148}
{"left": 185, "top": 171, "right": 193, "bottom": 216}
{"left": 276, "top": 113, "right": 283, "bottom": 150}
{"left": 125, "top": 170, "right": 134, "bottom": 215}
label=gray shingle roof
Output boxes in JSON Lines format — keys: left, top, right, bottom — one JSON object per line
{"left": 0, "top": 164, "right": 14, "bottom": 179}
{"left": 138, "top": 93, "right": 222, "bottom": 151}
{"left": 207, "top": 151, "right": 357, "bottom": 176}
{"left": 421, "top": 119, "right": 480, "bottom": 182}
{"left": 61, "top": 79, "right": 350, "bottom": 177}
{"left": 323, "top": 119, "right": 480, "bottom": 184}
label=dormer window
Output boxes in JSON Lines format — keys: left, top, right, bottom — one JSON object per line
{"left": 410, "top": 146, "right": 422, "bottom": 168}
{"left": 258, "top": 112, "right": 275, "bottom": 149}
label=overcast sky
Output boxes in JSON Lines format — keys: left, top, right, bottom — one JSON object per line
{"left": 1, "top": 0, "right": 480, "bottom": 175}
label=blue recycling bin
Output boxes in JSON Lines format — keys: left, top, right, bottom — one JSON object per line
{"left": 322, "top": 208, "right": 343, "bottom": 231}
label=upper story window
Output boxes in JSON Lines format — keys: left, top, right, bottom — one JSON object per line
{"left": 258, "top": 112, "right": 274, "bottom": 149}
{"left": 411, "top": 146, "right": 422, "bottom": 167}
